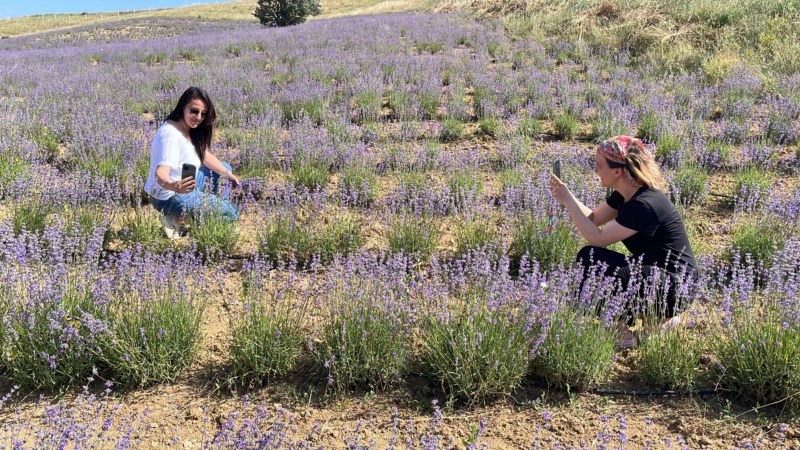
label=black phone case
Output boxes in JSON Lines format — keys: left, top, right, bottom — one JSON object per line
{"left": 552, "top": 160, "right": 561, "bottom": 179}
{"left": 181, "top": 164, "right": 196, "bottom": 180}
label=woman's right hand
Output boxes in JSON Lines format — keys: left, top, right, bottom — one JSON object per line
{"left": 175, "top": 176, "right": 196, "bottom": 194}
{"left": 549, "top": 173, "right": 571, "bottom": 205}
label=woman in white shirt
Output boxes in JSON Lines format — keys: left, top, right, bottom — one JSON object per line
{"left": 144, "top": 87, "right": 240, "bottom": 237}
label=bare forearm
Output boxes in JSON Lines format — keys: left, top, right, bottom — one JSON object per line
{"left": 563, "top": 193, "right": 601, "bottom": 244}
{"left": 202, "top": 152, "right": 227, "bottom": 175}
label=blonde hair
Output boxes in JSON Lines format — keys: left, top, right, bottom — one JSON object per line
{"left": 623, "top": 144, "right": 665, "bottom": 191}
{"left": 598, "top": 136, "right": 665, "bottom": 190}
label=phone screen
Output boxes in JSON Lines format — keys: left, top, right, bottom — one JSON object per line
{"left": 552, "top": 160, "right": 561, "bottom": 179}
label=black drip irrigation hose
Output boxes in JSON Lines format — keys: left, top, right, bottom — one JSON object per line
{"left": 707, "top": 193, "right": 735, "bottom": 200}
{"left": 591, "top": 387, "right": 719, "bottom": 396}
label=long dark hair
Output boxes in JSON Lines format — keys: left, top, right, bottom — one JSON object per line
{"left": 166, "top": 86, "right": 216, "bottom": 162}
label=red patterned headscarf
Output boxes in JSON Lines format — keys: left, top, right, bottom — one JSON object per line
{"left": 597, "top": 135, "right": 646, "bottom": 187}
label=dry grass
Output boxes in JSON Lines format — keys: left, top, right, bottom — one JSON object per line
{"left": 0, "top": 0, "right": 438, "bottom": 38}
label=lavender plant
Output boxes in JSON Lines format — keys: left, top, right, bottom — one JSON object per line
{"left": 313, "top": 257, "right": 411, "bottom": 392}
{"left": 2, "top": 272, "right": 103, "bottom": 389}
{"left": 439, "top": 118, "right": 463, "bottom": 142}
{"left": 671, "top": 166, "right": 708, "bottom": 207}
{"left": 554, "top": 112, "right": 579, "bottom": 141}
{"left": 716, "top": 304, "right": 800, "bottom": 413}
{"left": 532, "top": 305, "right": 617, "bottom": 391}
{"left": 421, "top": 254, "right": 536, "bottom": 401}
{"left": 635, "top": 327, "right": 704, "bottom": 391}
{"left": 230, "top": 259, "right": 310, "bottom": 386}
{"left": 190, "top": 210, "right": 241, "bottom": 260}
{"left": 96, "top": 251, "right": 205, "bottom": 387}
{"left": 734, "top": 167, "right": 771, "bottom": 209}
{"left": 386, "top": 213, "right": 440, "bottom": 261}
{"left": 340, "top": 165, "right": 378, "bottom": 207}
{"left": 508, "top": 215, "right": 578, "bottom": 272}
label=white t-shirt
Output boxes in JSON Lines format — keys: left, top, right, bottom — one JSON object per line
{"left": 144, "top": 122, "right": 202, "bottom": 200}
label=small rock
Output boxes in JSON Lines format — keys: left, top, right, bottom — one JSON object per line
{"left": 786, "top": 428, "right": 800, "bottom": 439}
{"left": 183, "top": 441, "right": 195, "bottom": 450}
{"left": 698, "top": 436, "right": 713, "bottom": 446}
{"left": 187, "top": 407, "right": 204, "bottom": 420}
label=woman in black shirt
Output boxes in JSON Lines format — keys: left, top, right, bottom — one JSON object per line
{"left": 549, "top": 136, "right": 697, "bottom": 344}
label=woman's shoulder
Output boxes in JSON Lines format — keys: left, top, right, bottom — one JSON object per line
{"left": 154, "top": 121, "right": 185, "bottom": 141}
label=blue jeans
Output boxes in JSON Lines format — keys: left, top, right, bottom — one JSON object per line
{"left": 149, "top": 162, "right": 239, "bottom": 222}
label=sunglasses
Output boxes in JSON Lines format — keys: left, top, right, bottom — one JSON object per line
{"left": 188, "top": 107, "right": 207, "bottom": 118}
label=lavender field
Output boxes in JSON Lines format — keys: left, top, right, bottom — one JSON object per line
{"left": 1, "top": 10, "right": 800, "bottom": 448}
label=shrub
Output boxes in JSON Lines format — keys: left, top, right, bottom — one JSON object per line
{"left": 387, "top": 214, "right": 440, "bottom": 260}
{"left": 636, "top": 110, "right": 660, "bottom": 142}
{"left": 99, "top": 290, "right": 203, "bottom": 388}
{"left": 698, "top": 139, "right": 733, "bottom": 170}
{"left": 291, "top": 160, "right": 329, "bottom": 191}
{"left": 672, "top": 166, "right": 708, "bottom": 207}
{"left": 31, "top": 126, "right": 61, "bottom": 162}
{"left": 259, "top": 213, "right": 361, "bottom": 265}
{"left": 447, "top": 171, "right": 482, "bottom": 211}
{"left": 314, "top": 278, "right": 410, "bottom": 391}
{"left": 352, "top": 90, "right": 382, "bottom": 124}
{"left": 341, "top": 165, "right": 378, "bottom": 207}
{"left": 230, "top": 263, "right": 309, "bottom": 385}
{"left": 517, "top": 114, "right": 542, "bottom": 138}
{"left": 763, "top": 112, "right": 794, "bottom": 145}
{"left": 0, "top": 152, "right": 29, "bottom": 192}
{"left": 554, "top": 112, "right": 580, "bottom": 141}
{"left": 11, "top": 198, "right": 52, "bottom": 236}
{"left": 119, "top": 206, "right": 171, "bottom": 252}
{"left": 635, "top": 328, "right": 704, "bottom": 391}
{"left": 508, "top": 216, "right": 578, "bottom": 272}
{"left": 2, "top": 280, "right": 102, "bottom": 389}
{"left": 454, "top": 219, "right": 500, "bottom": 259}
{"left": 422, "top": 272, "right": 534, "bottom": 402}
{"left": 419, "top": 92, "right": 440, "bottom": 120}
{"left": 190, "top": 211, "right": 240, "bottom": 260}
{"left": 477, "top": 117, "right": 502, "bottom": 138}
{"left": 531, "top": 307, "right": 616, "bottom": 391}
{"left": 716, "top": 307, "right": 800, "bottom": 413}
{"left": 279, "top": 98, "right": 324, "bottom": 125}
{"left": 260, "top": 214, "right": 314, "bottom": 264}
{"left": 253, "top": 0, "right": 321, "bottom": 27}
{"left": 726, "top": 220, "right": 785, "bottom": 269}
{"left": 734, "top": 167, "right": 770, "bottom": 209}
{"left": 439, "top": 118, "right": 463, "bottom": 142}
{"left": 654, "top": 133, "right": 683, "bottom": 166}
{"left": 314, "top": 215, "right": 363, "bottom": 262}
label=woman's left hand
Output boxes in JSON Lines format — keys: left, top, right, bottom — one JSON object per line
{"left": 549, "top": 173, "right": 570, "bottom": 205}
{"left": 226, "top": 171, "right": 241, "bottom": 188}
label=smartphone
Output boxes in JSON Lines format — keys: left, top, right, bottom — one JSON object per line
{"left": 181, "top": 163, "right": 197, "bottom": 181}
{"left": 552, "top": 159, "right": 561, "bottom": 179}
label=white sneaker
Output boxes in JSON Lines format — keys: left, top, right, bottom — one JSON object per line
{"left": 160, "top": 214, "right": 182, "bottom": 240}
{"left": 660, "top": 315, "right": 682, "bottom": 335}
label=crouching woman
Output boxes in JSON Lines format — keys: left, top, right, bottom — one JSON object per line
{"left": 144, "top": 86, "right": 240, "bottom": 238}
{"left": 548, "top": 136, "right": 698, "bottom": 344}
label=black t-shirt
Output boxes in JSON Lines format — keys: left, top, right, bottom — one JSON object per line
{"left": 606, "top": 188, "right": 697, "bottom": 272}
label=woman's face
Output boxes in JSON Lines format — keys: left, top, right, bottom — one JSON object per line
{"left": 594, "top": 150, "right": 620, "bottom": 188}
{"left": 182, "top": 98, "right": 208, "bottom": 129}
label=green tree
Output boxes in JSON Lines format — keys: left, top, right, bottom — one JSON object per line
{"left": 254, "top": 0, "right": 321, "bottom": 27}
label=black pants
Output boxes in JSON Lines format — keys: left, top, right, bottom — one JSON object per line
{"left": 576, "top": 246, "right": 697, "bottom": 319}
